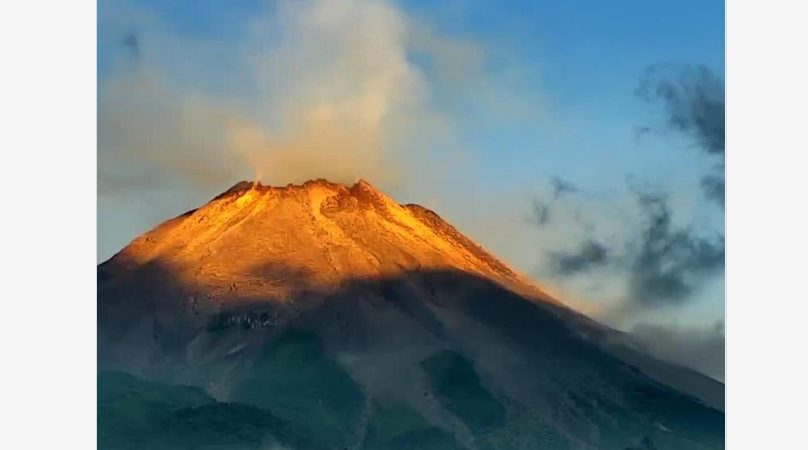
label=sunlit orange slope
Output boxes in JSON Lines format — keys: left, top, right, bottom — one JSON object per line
{"left": 108, "top": 178, "right": 555, "bottom": 306}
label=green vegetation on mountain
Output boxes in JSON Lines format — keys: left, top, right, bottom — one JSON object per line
{"left": 421, "top": 350, "right": 506, "bottom": 433}
{"left": 97, "top": 371, "right": 312, "bottom": 450}
{"left": 232, "top": 329, "right": 366, "bottom": 448}
{"left": 364, "top": 400, "right": 464, "bottom": 450}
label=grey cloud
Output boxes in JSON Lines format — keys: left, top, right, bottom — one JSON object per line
{"left": 637, "top": 64, "right": 726, "bottom": 208}
{"left": 123, "top": 31, "right": 140, "bottom": 60}
{"left": 532, "top": 201, "right": 551, "bottom": 226}
{"left": 628, "top": 187, "right": 724, "bottom": 307}
{"left": 700, "top": 169, "right": 725, "bottom": 209}
{"left": 529, "top": 177, "right": 578, "bottom": 228}
{"left": 637, "top": 64, "right": 725, "bottom": 156}
{"left": 550, "top": 177, "right": 577, "bottom": 198}
{"left": 548, "top": 240, "right": 610, "bottom": 276}
{"left": 532, "top": 181, "right": 724, "bottom": 308}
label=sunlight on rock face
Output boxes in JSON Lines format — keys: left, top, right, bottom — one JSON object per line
{"left": 235, "top": 189, "right": 258, "bottom": 207}
{"left": 111, "top": 178, "right": 552, "bottom": 305}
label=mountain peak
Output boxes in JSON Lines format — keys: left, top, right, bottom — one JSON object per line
{"left": 351, "top": 178, "right": 376, "bottom": 191}
{"left": 216, "top": 178, "right": 386, "bottom": 201}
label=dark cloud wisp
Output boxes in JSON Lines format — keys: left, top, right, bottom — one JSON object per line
{"left": 628, "top": 188, "right": 724, "bottom": 307}
{"left": 637, "top": 64, "right": 725, "bottom": 156}
{"left": 533, "top": 183, "right": 724, "bottom": 308}
{"left": 122, "top": 31, "right": 141, "bottom": 61}
{"left": 531, "top": 199, "right": 552, "bottom": 227}
{"left": 637, "top": 64, "right": 726, "bottom": 207}
{"left": 550, "top": 176, "right": 578, "bottom": 198}
{"left": 700, "top": 171, "right": 725, "bottom": 209}
{"left": 529, "top": 177, "right": 578, "bottom": 228}
{"left": 548, "top": 240, "right": 610, "bottom": 276}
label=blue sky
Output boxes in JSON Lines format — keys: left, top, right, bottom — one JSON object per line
{"left": 98, "top": 0, "right": 725, "bottom": 356}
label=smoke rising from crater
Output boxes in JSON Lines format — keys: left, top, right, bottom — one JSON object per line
{"left": 98, "top": 0, "right": 540, "bottom": 195}
{"left": 99, "top": 0, "right": 425, "bottom": 190}
{"left": 225, "top": 0, "right": 434, "bottom": 187}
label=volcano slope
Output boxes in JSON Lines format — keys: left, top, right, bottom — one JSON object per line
{"left": 98, "top": 179, "right": 724, "bottom": 450}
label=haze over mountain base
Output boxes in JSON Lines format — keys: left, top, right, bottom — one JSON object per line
{"left": 98, "top": 180, "right": 724, "bottom": 450}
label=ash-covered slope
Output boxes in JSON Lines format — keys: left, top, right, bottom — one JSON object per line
{"left": 98, "top": 179, "right": 724, "bottom": 450}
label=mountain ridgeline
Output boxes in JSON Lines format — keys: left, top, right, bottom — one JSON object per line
{"left": 97, "top": 179, "right": 724, "bottom": 450}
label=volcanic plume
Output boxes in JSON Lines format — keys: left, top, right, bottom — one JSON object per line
{"left": 98, "top": 179, "right": 724, "bottom": 450}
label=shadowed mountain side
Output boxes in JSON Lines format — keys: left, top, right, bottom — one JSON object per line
{"left": 98, "top": 259, "right": 723, "bottom": 450}
{"left": 604, "top": 337, "right": 724, "bottom": 413}
{"left": 97, "top": 371, "right": 321, "bottom": 450}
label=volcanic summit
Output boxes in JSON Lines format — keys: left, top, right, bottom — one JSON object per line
{"left": 104, "top": 179, "right": 549, "bottom": 304}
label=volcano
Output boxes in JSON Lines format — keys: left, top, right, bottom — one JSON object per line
{"left": 97, "top": 179, "right": 724, "bottom": 450}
